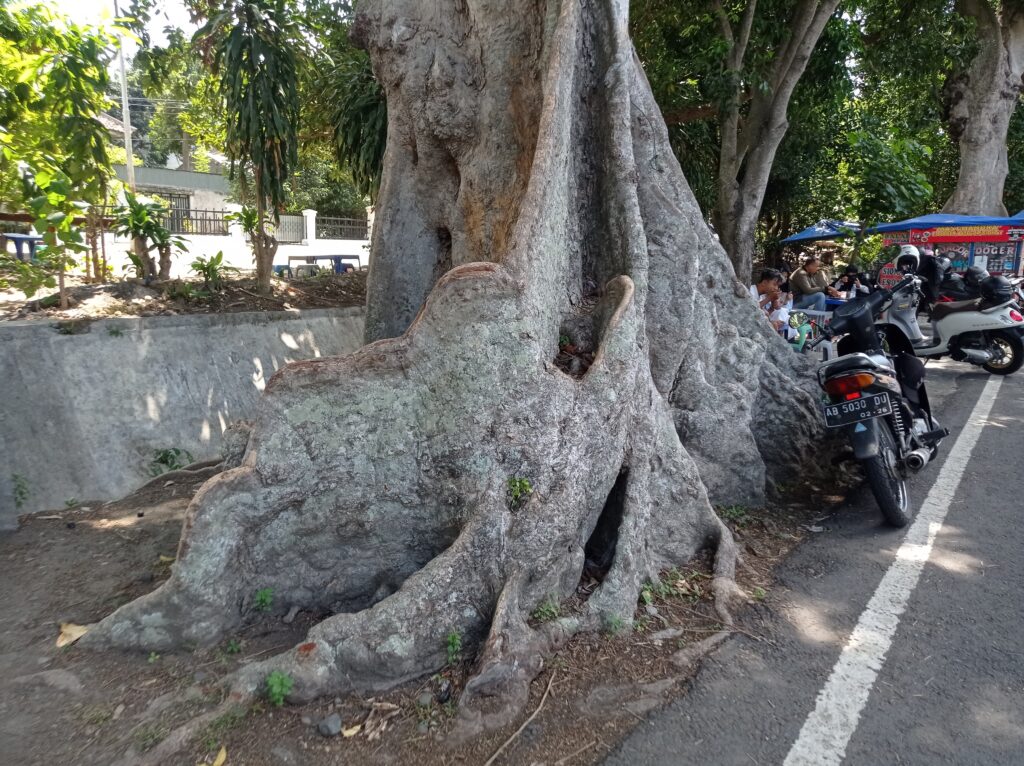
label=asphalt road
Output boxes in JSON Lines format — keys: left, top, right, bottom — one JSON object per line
{"left": 605, "top": 360, "right": 1024, "bottom": 766}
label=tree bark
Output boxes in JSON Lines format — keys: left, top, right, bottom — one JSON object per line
{"left": 81, "top": 0, "right": 826, "bottom": 741}
{"left": 942, "top": 0, "right": 1024, "bottom": 216}
{"left": 253, "top": 182, "right": 278, "bottom": 293}
{"left": 712, "top": 0, "right": 840, "bottom": 283}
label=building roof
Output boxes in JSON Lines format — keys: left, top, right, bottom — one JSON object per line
{"left": 97, "top": 112, "right": 136, "bottom": 136}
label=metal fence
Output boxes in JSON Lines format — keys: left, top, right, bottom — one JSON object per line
{"left": 273, "top": 214, "right": 306, "bottom": 243}
{"left": 166, "top": 209, "right": 230, "bottom": 236}
{"left": 317, "top": 216, "right": 368, "bottom": 240}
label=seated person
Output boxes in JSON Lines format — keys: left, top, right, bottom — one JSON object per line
{"left": 749, "top": 268, "right": 784, "bottom": 313}
{"left": 790, "top": 256, "right": 839, "bottom": 311}
{"left": 768, "top": 291, "right": 795, "bottom": 337}
{"left": 833, "top": 265, "right": 870, "bottom": 298}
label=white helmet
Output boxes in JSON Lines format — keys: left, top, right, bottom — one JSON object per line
{"left": 897, "top": 244, "right": 920, "bottom": 272}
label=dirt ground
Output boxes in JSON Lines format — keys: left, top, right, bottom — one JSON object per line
{"left": 0, "top": 271, "right": 368, "bottom": 323}
{"left": 0, "top": 471, "right": 846, "bottom": 766}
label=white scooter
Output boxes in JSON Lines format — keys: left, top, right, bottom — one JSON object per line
{"left": 878, "top": 270, "right": 1024, "bottom": 375}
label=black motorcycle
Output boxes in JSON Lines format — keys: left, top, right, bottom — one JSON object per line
{"left": 807, "top": 277, "right": 949, "bottom": 526}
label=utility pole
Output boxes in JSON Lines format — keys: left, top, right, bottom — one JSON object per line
{"left": 113, "top": 0, "right": 136, "bottom": 191}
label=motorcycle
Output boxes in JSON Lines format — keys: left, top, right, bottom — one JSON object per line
{"left": 808, "top": 277, "right": 948, "bottom": 526}
{"left": 881, "top": 257, "right": 1024, "bottom": 375}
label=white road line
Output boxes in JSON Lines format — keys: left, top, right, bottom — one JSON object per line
{"left": 784, "top": 376, "right": 1003, "bottom": 766}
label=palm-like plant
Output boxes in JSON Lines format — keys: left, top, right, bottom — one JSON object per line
{"left": 112, "top": 192, "right": 186, "bottom": 281}
{"left": 198, "top": 0, "right": 301, "bottom": 294}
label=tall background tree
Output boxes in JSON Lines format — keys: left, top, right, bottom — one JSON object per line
{"left": 196, "top": 0, "right": 300, "bottom": 293}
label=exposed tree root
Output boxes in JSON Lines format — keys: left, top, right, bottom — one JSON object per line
{"left": 77, "top": 0, "right": 827, "bottom": 761}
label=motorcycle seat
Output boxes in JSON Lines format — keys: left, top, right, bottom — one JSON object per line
{"left": 931, "top": 298, "right": 981, "bottom": 322}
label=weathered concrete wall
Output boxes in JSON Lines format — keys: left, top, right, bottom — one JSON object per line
{"left": 0, "top": 308, "right": 366, "bottom": 529}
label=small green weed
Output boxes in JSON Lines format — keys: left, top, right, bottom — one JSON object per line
{"left": 752, "top": 586, "right": 767, "bottom": 602}
{"left": 445, "top": 631, "right": 463, "bottom": 665}
{"left": 530, "top": 597, "right": 560, "bottom": 623}
{"left": 225, "top": 638, "right": 242, "bottom": 654}
{"left": 640, "top": 583, "right": 654, "bottom": 605}
{"left": 133, "top": 722, "right": 169, "bottom": 752}
{"left": 81, "top": 705, "right": 113, "bottom": 725}
{"left": 201, "top": 707, "right": 247, "bottom": 751}
{"left": 11, "top": 473, "right": 29, "bottom": 510}
{"left": 147, "top": 651, "right": 160, "bottom": 664}
{"left": 64, "top": 497, "right": 78, "bottom": 508}
{"left": 106, "top": 326, "right": 124, "bottom": 337}
{"left": 253, "top": 587, "right": 274, "bottom": 612}
{"left": 605, "top": 615, "right": 626, "bottom": 636}
{"left": 148, "top": 447, "right": 194, "bottom": 476}
{"left": 265, "top": 671, "right": 293, "bottom": 707}
{"left": 719, "top": 505, "right": 751, "bottom": 526}
{"left": 507, "top": 477, "right": 533, "bottom": 509}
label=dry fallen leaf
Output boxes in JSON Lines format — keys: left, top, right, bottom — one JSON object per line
{"left": 342, "top": 724, "right": 361, "bottom": 738}
{"left": 56, "top": 622, "right": 90, "bottom": 647}
{"left": 212, "top": 746, "right": 227, "bottom": 766}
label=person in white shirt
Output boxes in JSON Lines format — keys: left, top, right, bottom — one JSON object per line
{"left": 749, "top": 268, "right": 784, "bottom": 313}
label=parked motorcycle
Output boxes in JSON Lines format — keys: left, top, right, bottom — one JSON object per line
{"left": 809, "top": 277, "right": 948, "bottom": 526}
{"left": 882, "top": 252, "right": 1024, "bottom": 375}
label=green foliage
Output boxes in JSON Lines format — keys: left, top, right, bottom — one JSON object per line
{"left": 0, "top": 2, "right": 118, "bottom": 296}
{"left": 147, "top": 651, "right": 160, "bottom": 663}
{"left": 225, "top": 638, "right": 242, "bottom": 654}
{"left": 324, "top": 52, "right": 386, "bottom": 201}
{"left": 199, "top": 0, "right": 301, "bottom": 221}
{"left": 264, "top": 670, "right": 293, "bottom": 707}
{"left": 845, "top": 129, "right": 934, "bottom": 222}
{"left": 11, "top": 473, "right": 29, "bottom": 511}
{"left": 507, "top": 477, "right": 533, "bottom": 509}
{"left": 254, "top": 587, "right": 274, "bottom": 612}
{"left": 191, "top": 251, "right": 237, "bottom": 290}
{"left": 531, "top": 597, "right": 560, "bottom": 623}
{"left": 445, "top": 631, "right": 462, "bottom": 665}
{"left": 64, "top": 497, "right": 78, "bottom": 508}
{"left": 225, "top": 206, "right": 259, "bottom": 236}
{"left": 148, "top": 447, "right": 194, "bottom": 476}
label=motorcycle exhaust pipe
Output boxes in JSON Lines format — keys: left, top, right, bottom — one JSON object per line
{"left": 958, "top": 347, "right": 994, "bottom": 365}
{"left": 904, "top": 448, "right": 931, "bottom": 472}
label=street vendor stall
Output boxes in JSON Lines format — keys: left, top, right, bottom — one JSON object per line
{"left": 867, "top": 213, "right": 1024, "bottom": 282}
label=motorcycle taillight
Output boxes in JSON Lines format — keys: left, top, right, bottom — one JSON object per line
{"left": 823, "top": 372, "right": 877, "bottom": 398}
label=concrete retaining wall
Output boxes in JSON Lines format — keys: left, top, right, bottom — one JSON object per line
{"left": 0, "top": 308, "right": 366, "bottom": 529}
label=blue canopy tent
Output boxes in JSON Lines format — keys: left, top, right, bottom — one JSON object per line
{"left": 865, "top": 213, "right": 1024, "bottom": 234}
{"left": 781, "top": 219, "right": 861, "bottom": 244}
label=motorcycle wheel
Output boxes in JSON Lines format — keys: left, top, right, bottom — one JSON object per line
{"left": 983, "top": 330, "right": 1024, "bottom": 375}
{"left": 861, "top": 421, "right": 910, "bottom": 527}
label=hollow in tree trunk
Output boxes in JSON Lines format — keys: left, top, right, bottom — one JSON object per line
{"left": 81, "top": 0, "right": 825, "bottom": 742}
{"left": 942, "top": 0, "right": 1024, "bottom": 216}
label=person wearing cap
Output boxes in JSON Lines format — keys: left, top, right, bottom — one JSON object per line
{"left": 833, "top": 264, "right": 870, "bottom": 299}
{"left": 790, "top": 256, "right": 839, "bottom": 311}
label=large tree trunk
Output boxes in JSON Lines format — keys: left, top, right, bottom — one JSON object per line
{"left": 943, "top": 0, "right": 1024, "bottom": 216}
{"left": 712, "top": 0, "right": 840, "bottom": 283}
{"left": 82, "top": 0, "right": 824, "bottom": 741}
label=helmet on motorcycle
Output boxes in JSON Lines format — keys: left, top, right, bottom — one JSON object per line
{"left": 965, "top": 264, "right": 990, "bottom": 289}
{"left": 980, "top": 275, "right": 1013, "bottom": 305}
{"left": 896, "top": 245, "right": 920, "bottom": 273}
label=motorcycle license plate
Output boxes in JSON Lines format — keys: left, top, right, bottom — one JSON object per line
{"left": 823, "top": 393, "right": 893, "bottom": 428}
